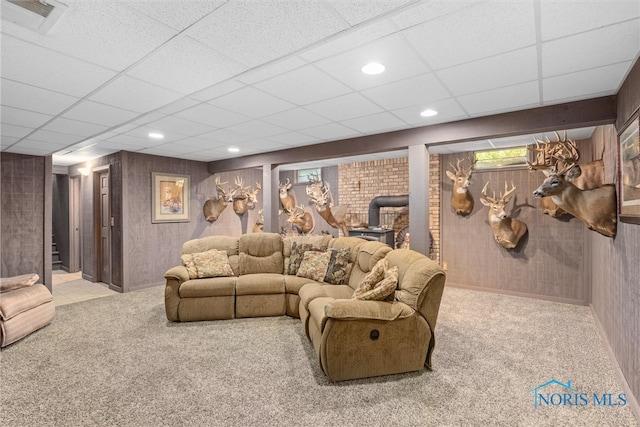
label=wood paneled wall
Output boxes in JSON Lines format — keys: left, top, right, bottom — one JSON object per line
{"left": 441, "top": 145, "right": 595, "bottom": 305}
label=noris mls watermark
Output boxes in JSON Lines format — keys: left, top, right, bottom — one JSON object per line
{"left": 530, "top": 379, "right": 627, "bottom": 409}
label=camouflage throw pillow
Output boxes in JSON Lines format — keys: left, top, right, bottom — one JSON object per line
{"left": 191, "top": 249, "right": 235, "bottom": 278}
{"left": 296, "top": 250, "right": 332, "bottom": 282}
{"left": 323, "top": 248, "right": 352, "bottom": 285}
{"left": 352, "top": 258, "right": 388, "bottom": 298}
{"left": 287, "top": 242, "right": 313, "bottom": 275}
{"left": 354, "top": 266, "right": 398, "bottom": 301}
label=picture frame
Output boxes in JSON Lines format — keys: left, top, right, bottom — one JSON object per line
{"left": 152, "top": 173, "right": 190, "bottom": 223}
{"left": 618, "top": 113, "right": 640, "bottom": 224}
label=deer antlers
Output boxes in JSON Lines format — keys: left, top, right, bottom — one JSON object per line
{"left": 481, "top": 181, "right": 517, "bottom": 204}
{"left": 528, "top": 131, "right": 580, "bottom": 174}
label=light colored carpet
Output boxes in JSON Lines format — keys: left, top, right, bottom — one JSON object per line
{"left": 1, "top": 285, "right": 637, "bottom": 426}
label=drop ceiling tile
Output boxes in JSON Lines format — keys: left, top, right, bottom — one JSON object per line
{"left": 28, "top": 130, "right": 84, "bottom": 145}
{"left": 2, "top": 137, "right": 19, "bottom": 149}
{"left": 1, "top": 35, "right": 117, "bottom": 98}
{"left": 157, "top": 98, "right": 200, "bottom": 115}
{"left": 540, "top": 2, "right": 640, "bottom": 41}
{"left": 198, "top": 129, "right": 255, "bottom": 145}
{"left": 138, "top": 143, "right": 203, "bottom": 157}
{"left": 341, "top": 112, "right": 408, "bottom": 134}
{"left": 123, "top": 127, "right": 187, "bottom": 143}
{"left": 127, "top": 35, "right": 247, "bottom": 95}
{"left": 299, "top": 123, "right": 361, "bottom": 140}
{"left": 11, "top": 139, "right": 68, "bottom": 152}
{"left": 185, "top": 0, "right": 348, "bottom": 67}
{"left": 190, "top": 80, "right": 245, "bottom": 102}
{"left": 263, "top": 108, "right": 331, "bottom": 131}
{"left": 132, "top": 112, "right": 166, "bottom": 126}
{"left": 176, "top": 103, "right": 250, "bottom": 128}
{"left": 458, "top": 81, "right": 540, "bottom": 116}
{"left": 328, "top": 0, "right": 413, "bottom": 26}
{"left": 403, "top": 0, "right": 536, "bottom": 69}
{"left": 208, "top": 87, "right": 294, "bottom": 118}
{"left": 543, "top": 62, "right": 631, "bottom": 103}
{"left": 106, "top": 134, "right": 162, "bottom": 148}
{"left": 300, "top": 19, "right": 398, "bottom": 62}
{"left": 391, "top": 1, "right": 482, "bottom": 30}
{"left": 306, "top": 93, "right": 384, "bottom": 121}
{"left": 63, "top": 101, "right": 139, "bottom": 127}
{"left": 124, "top": 0, "right": 227, "bottom": 31}
{"left": 41, "top": 118, "right": 108, "bottom": 137}
{"left": 316, "top": 35, "right": 430, "bottom": 91}
{"left": 1, "top": 79, "right": 79, "bottom": 116}
{"left": 361, "top": 73, "right": 450, "bottom": 110}
{"left": 1, "top": 124, "right": 32, "bottom": 139}
{"left": 1, "top": 106, "right": 52, "bottom": 128}
{"left": 235, "top": 139, "right": 290, "bottom": 151}
{"left": 227, "top": 120, "right": 288, "bottom": 138}
{"left": 179, "top": 149, "right": 228, "bottom": 162}
{"left": 392, "top": 98, "right": 467, "bottom": 125}
{"left": 5, "top": 144, "right": 58, "bottom": 156}
{"left": 237, "top": 56, "right": 308, "bottom": 85}
{"left": 88, "top": 75, "right": 183, "bottom": 113}
{"left": 176, "top": 137, "right": 228, "bottom": 150}
{"left": 7, "top": 2, "right": 178, "bottom": 71}
{"left": 542, "top": 20, "right": 640, "bottom": 77}
{"left": 143, "top": 116, "right": 216, "bottom": 137}
{"left": 266, "top": 132, "right": 320, "bottom": 146}
{"left": 254, "top": 66, "right": 352, "bottom": 105}
{"left": 437, "top": 47, "right": 538, "bottom": 96}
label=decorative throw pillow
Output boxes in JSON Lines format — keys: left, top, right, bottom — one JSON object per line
{"left": 323, "top": 248, "right": 352, "bottom": 285}
{"left": 287, "top": 242, "right": 314, "bottom": 275}
{"left": 296, "top": 250, "right": 332, "bottom": 282}
{"left": 0, "top": 273, "right": 39, "bottom": 293}
{"left": 181, "top": 254, "right": 198, "bottom": 279}
{"left": 190, "top": 249, "right": 235, "bottom": 278}
{"left": 352, "top": 258, "right": 388, "bottom": 298}
{"left": 355, "top": 266, "right": 399, "bottom": 301}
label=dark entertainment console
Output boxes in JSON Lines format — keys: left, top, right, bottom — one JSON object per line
{"left": 348, "top": 228, "right": 395, "bottom": 247}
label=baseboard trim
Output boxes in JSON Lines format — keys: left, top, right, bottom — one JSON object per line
{"left": 590, "top": 304, "right": 640, "bottom": 424}
{"left": 445, "top": 282, "right": 587, "bottom": 306}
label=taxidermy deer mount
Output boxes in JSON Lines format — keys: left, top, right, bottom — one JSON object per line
{"left": 306, "top": 174, "right": 349, "bottom": 236}
{"left": 232, "top": 177, "right": 261, "bottom": 216}
{"left": 532, "top": 137, "right": 617, "bottom": 238}
{"left": 287, "top": 204, "right": 315, "bottom": 235}
{"left": 480, "top": 181, "right": 528, "bottom": 249}
{"left": 528, "top": 131, "right": 604, "bottom": 217}
{"left": 446, "top": 157, "right": 476, "bottom": 216}
{"left": 278, "top": 178, "right": 297, "bottom": 215}
{"left": 203, "top": 176, "right": 236, "bottom": 222}
{"left": 252, "top": 209, "right": 264, "bottom": 233}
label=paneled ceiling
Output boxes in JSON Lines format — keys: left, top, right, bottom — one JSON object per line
{"left": 1, "top": 0, "right": 639, "bottom": 167}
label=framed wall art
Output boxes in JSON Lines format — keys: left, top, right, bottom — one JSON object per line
{"left": 619, "top": 113, "right": 640, "bottom": 224}
{"left": 152, "top": 173, "right": 190, "bottom": 223}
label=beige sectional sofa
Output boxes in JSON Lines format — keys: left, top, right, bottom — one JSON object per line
{"left": 164, "top": 232, "right": 446, "bottom": 382}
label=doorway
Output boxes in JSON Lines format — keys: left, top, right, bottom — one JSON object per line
{"left": 94, "top": 168, "right": 111, "bottom": 285}
{"left": 69, "top": 175, "right": 81, "bottom": 273}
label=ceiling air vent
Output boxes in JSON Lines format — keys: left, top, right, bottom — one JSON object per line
{"left": 1, "top": 0, "right": 67, "bottom": 34}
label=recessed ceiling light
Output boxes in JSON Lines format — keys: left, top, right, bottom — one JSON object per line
{"left": 148, "top": 132, "right": 164, "bottom": 139}
{"left": 361, "top": 62, "right": 385, "bottom": 75}
{"left": 228, "top": 147, "right": 240, "bottom": 153}
{"left": 420, "top": 109, "right": 438, "bottom": 117}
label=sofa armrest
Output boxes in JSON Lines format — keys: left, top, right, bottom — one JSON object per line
{"left": 164, "top": 266, "right": 189, "bottom": 321}
{"left": 324, "top": 299, "right": 415, "bottom": 322}
{"left": 164, "top": 265, "right": 189, "bottom": 282}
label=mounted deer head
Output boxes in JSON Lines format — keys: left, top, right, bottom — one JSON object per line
{"left": 203, "top": 176, "right": 236, "bottom": 222}
{"left": 252, "top": 209, "right": 264, "bottom": 233}
{"left": 445, "top": 157, "right": 476, "bottom": 216}
{"left": 232, "top": 176, "right": 252, "bottom": 216}
{"left": 306, "top": 179, "right": 348, "bottom": 236}
{"left": 278, "top": 178, "right": 296, "bottom": 214}
{"left": 480, "top": 181, "right": 528, "bottom": 249}
{"left": 528, "top": 131, "right": 604, "bottom": 217}
{"left": 286, "top": 204, "right": 315, "bottom": 235}
{"left": 532, "top": 139, "right": 616, "bottom": 238}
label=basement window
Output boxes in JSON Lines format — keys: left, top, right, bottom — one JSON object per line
{"left": 296, "top": 168, "right": 322, "bottom": 183}
{"left": 474, "top": 147, "right": 528, "bottom": 170}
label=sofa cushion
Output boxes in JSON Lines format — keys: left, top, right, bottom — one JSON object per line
{"left": 0, "top": 284, "right": 53, "bottom": 320}
{"left": 354, "top": 266, "right": 398, "bottom": 301}
{"left": 189, "top": 249, "right": 235, "bottom": 278}
{"left": 0, "top": 273, "right": 39, "bottom": 293}
{"left": 323, "top": 248, "right": 351, "bottom": 285}
{"left": 183, "top": 236, "right": 238, "bottom": 256}
{"left": 352, "top": 258, "right": 387, "bottom": 298}
{"left": 239, "top": 252, "right": 284, "bottom": 275}
{"left": 239, "top": 233, "right": 283, "bottom": 257}
{"left": 284, "top": 275, "right": 324, "bottom": 294}
{"left": 179, "top": 277, "right": 236, "bottom": 298}
{"left": 236, "top": 274, "right": 284, "bottom": 295}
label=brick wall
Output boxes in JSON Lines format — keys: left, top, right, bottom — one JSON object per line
{"left": 338, "top": 155, "right": 440, "bottom": 261}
